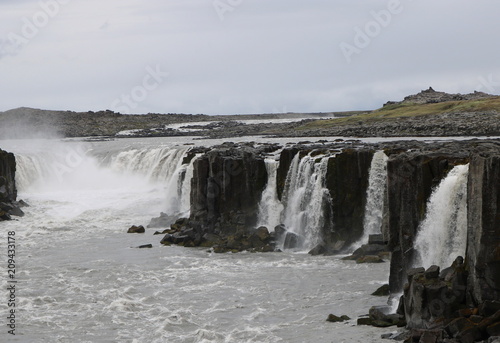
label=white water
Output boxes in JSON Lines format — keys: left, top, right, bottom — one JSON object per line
{"left": 414, "top": 164, "right": 469, "bottom": 269}
{"left": 281, "top": 152, "right": 333, "bottom": 250}
{"left": 256, "top": 158, "right": 284, "bottom": 230}
{"left": 352, "top": 151, "right": 389, "bottom": 248}
{"left": 106, "top": 147, "right": 189, "bottom": 183}
{"left": 0, "top": 138, "right": 393, "bottom": 343}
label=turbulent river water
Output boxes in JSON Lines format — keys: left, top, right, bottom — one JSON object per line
{"left": 0, "top": 136, "right": 423, "bottom": 343}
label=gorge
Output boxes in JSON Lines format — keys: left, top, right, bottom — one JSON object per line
{"left": 1, "top": 136, "right": 499, "bottom": 342}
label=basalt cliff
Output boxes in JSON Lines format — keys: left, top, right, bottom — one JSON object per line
{"left": 3, "top": 136, "right": 499, "bottom": 342}
{"left": 152, "top": 139, "right": 499, "bottom": 342}
{"left": 0, "top": 149, "right": 24, "bottom": 221}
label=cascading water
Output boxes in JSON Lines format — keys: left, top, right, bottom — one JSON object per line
{"left": 176, "top": 153, "right": 201, "bottom": 216}
{"left": 104, "top": 147, "right": 198, "bottom": 215}
{"left": 106, "top": 147, "right": 189, "bottom": 182}
{"left": 352, "top": 150, "right": 388, "bottom": 248}
{"left": 256, "top": 158, "right": 284, "bottom": 230}
{"left": 414, "top": 164, "right": 469, "bottom": 269}
{"left": 13, "top": 141, "right": 196, "bottom": 218}
{"left": 280, "top": 152, "right": 332, "bottom": 250}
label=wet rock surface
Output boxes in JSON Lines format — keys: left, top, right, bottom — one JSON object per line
{"left": 0, "top": 149, "right": 24, "bottom": 221}
{"left": 127, "top": 225, "right": 145, "bottom": 233}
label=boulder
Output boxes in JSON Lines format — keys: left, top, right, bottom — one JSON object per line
{"left": 404, "top": 260, "right": 469, "bottom": 330}
{"left": 255, "top": 226, "right": 270, "bottom": 242}
{"left": 274, "top": 224, "right": 287, "bottom": 241}
{"left": 127, "top": 225, "right": 145, "bottom": 233}
{"left": 249, "top": 234, "right": 266, "bottom": 250}
{"left": 9, "top": 205, "right": 24, "bottom": 217}
{"left": 308, "top": 244, "right": 326, "bottom": 256}
{"left": 283, "top": 232, "right": 301, "bottom": 249}
{"left": 353, "top": 244, "right": 387, "bottom": 256}
{"left": 356, "top": 255, "right": 384, "bottom": 264}
{"left": 16, "top": 199, "right": 29, "bottom": 207}
{"left": 136, "top": 244, "right": 153, "bottom": 249}
{"left": 424, "top": 265, "right": 440, "bottom": 280}
{"left": 326, "top": 314, "right": 350, "bottom": 322}
{"left": 371, "top": 284, "right": 390, "bottom": 296}
{"left": 357, "top": 317, "right": 373, "bottom": 325}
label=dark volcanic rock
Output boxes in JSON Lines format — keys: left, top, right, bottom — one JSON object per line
{"left": 368, "top": 234, "right": 386, "bottom": 245}
{"left": 386, "top": 150, "right": 468, "bottom": 293}
{"left": 136, "top": 244, "right": 153, "bottom": 249}
{"left": 403, "top": 259, "right": 468, "bottom": 330}
{"left": 326, "top": 314, "right": 350, "bottom": 322}
{"left": 0, "top": 150, "right": 16, "bottom": 203}
{"left": 0, "top": 149, "right": 18, "bottom": 221}
{"left": 371, "top": 284, "right": 390, "bottom": 296}
{"left": 356, "top": 255, "right": 384, "bottom": 264}
{"left": 466, "top": 153, "right": 500, "bottom": 307}
{"left": 425, "top": 265, "right": 441, "bottom": 280}
{"left": 189, "top": 146, "right": 268, "bottom": 236}
{"left": 324, "top": 149, "right": 373, "bottom": 246}
{"left": 283, "top": 231, "right": 301, "bottom": 249}
{"left": 127, "top": 225, "right": 145, "bottom": 233}
{"left": 274, "top": 224, "right": 287, "bottom": 241}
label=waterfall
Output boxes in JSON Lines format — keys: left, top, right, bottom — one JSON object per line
{"left": 414, "top": 164, "right": 469, "bottom": 269}
{"left": 280, "top": 152, "right": 332, "bottom": 250}
{"left": 14, "top": 143, "right": 97, "bottom": 192}
{"left": 13, "top": 142, "right": 196, "bottom": 217}
{"left": 352, "top": 150, "right": 388, "bottom": 247}
{"left": 107, "top": 147, "right": 189, "bottom": 183}
{"left": 256, "top": 158, "right": 284, "bottom": 230}
{"left": 168, "top": 153, "right": 200, "bottom": 216}
{"left": 105, "top": 147, "right": 197, "bottom": 216}
{"left": 15, "top": 154, "right": 54, "bottom": 192}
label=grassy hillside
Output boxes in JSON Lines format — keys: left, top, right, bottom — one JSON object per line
{"left": 297, "top": 96, "right": 500, "bottom": 130}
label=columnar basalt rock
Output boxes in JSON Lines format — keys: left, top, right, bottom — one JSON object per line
{"left": 0, "top": 149, "right": 22, "bottom": 221}
{"left": 189, "top": 146, "right": 268, "bottom": 236}
{"left": 466, "top": 153, "right": 500, "bottom": 306}
{"left": 170, "top": 143, "right": 377, "bottom": 251}
{"left": 0, "top": 149, "right": 16, "bottom": 202}
{"left": 387, "top": 141, "right": 500, "bottom": 342}
{"left": 386, "top": 150, "right": 469, "bottom": 294}
{"left": 276, "top": 147, "right": 299, "bottom": 201}
{"left": 324, "top": 148, "right": 373, "bottom": 246}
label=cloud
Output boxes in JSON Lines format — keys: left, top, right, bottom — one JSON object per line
{"left": 1, "top": 0, "right": 500, "bottom": 115}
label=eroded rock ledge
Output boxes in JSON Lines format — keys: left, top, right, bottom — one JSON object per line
{"left": 145, "top": 139, "right": 499, "bottom": 342}
{"left": 0, "top": 149, "right": 25, "bottom": 221}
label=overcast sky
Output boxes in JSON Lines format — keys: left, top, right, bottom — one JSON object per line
{"left": 1, "top": 0, "right": 500, "bottom": 115}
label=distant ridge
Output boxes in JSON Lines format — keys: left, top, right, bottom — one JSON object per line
{"left": 384, "top": 87, "right": 495, "bottom": 106}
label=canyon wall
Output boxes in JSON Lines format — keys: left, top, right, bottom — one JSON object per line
{"left": 180, "top": 140, "right": 498, "bottom": 338}
{"left": 385, "top": 150, "right": 469, "bottom": 293}
{"left": 188, "top": 143, "right": 373, "bottom": 250}
{"left": 0, "top": 149, "right": 19, "bottom": 220}
{"left": 189, "top": 145, "right": 269, "bottom": 236}
{"left": 466, "top": 152, "right": 500, "bottom": 306}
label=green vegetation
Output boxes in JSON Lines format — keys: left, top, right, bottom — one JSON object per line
{"left": 297, "top": 96, "right": 500, "bottom": 130}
